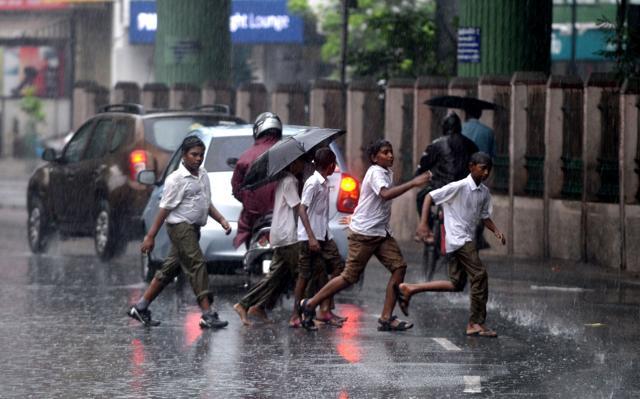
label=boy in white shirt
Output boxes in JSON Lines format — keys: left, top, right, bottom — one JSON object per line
{"left": 398, "top": 152, "right": 506, "bottom": 337}
{"left": 295, "top": 147, "right": 346, "bottom": 330}
{"left": 234, "top": 157, "right": 310, "bottom": 327}
{"left": 299, "top": 139, "right": 431, "bottom": 331}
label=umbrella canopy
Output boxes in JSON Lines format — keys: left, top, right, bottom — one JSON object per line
{"left": 242, "top": 127, "right": 345, "bottom": 190}
{"left": 424, "top": 95, "right": 497, "bottom": 111}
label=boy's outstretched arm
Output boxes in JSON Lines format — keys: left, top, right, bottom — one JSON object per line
{"left": 141, "top": 208, "right": 170, "bottom": 253}
{"left": 209, "top": 204, "right": 232, "bottom": 235}
{"left": 483, "top": 218, "right": 506, "bottom": 245}
{"left": 415, "top": 193, "right": 434, "bottom": 242}
{"left": 379, "top": 171, "right": 431, "bottom": 201}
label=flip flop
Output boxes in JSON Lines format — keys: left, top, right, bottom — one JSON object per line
{"left": 377, "top": 316, "right": 413, "bottom": 332}
{"left": 466, "top": 328, "right": 498, "bottom": 338}
{"left": 316, "top": 315, "right": 344, "bottom": 328}
{"left": 394, "top": 285, "right": 411, "bottom": 317}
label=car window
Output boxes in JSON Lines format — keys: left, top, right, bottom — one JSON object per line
{"left": 161, "top": 147, "right": 184, "bottom": 182}
{"left": 62, "top": 122, "right": 93, "bottom": 163}
{"left": 143, "top": 117, "right": 237, "bottom": 152}
{"left": 110, "top": 119, "right": 132, "bottom": 152}
{"left": 83, "top": 119, "right": 113, "bottom": 160}
{"left": 204, "top": 135, "right": 254, "bottom": 172}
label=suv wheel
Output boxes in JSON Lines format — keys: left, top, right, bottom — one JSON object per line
{"left": 94, "top": 200, "right": 125, "bottom": 261}
{"left": 27, "top": 197, "right": 52, "bottom": 253}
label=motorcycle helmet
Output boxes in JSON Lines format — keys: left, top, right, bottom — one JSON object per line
{"left": 253, "top": 112, "right": 282, "bottom": 140}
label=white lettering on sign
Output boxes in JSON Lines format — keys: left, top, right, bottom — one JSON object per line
{"left": 229, "top": 12, "right": 290, "bottom": 32}
{"left": 137, "top": 12, "right": 157, "bottom": 31}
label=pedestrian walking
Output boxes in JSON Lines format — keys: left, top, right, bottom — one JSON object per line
{"left": 128, "top": 136, "right": 231, "bottom": 329}
{"left": 298, "top": 139, "right": 431, "bottom": 331}
{"left": 398, "top": 152, "right": 506, "bottom": 337}
{"left": 462, "top": 106, "right": 496, "bottom": 159}
{"left": 233, "top": 157, "right": 308, "bottom": 326}
{"left": 294, "top": 147, "right": 347, "bottom": 330}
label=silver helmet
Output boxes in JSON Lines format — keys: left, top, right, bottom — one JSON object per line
{"left": 253, "top": 112, "right": 282, "bottom": 140}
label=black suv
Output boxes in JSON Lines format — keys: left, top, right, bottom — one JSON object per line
{"left": 27, "top": 103, "right": 245, "bottom": 260}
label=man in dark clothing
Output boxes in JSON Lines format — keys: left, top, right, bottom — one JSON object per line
{"left": 415, "top": 112, "right": 478, "bottom": 215}
{"left": 231, "top": 112, "right": 283, "bottom": 248}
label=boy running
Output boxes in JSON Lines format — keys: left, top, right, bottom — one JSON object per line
{"left": 398, "top": 152, "right": 506, "bottom": 337}
{"left": 299, "top": 139, "right": 431, "bottom": 331}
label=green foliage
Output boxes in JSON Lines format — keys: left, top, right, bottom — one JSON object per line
{"left": 596, "top": 16, "right": 640, "bottom": 80}
{"left": 308, "top": 0, "right": 442, "bottom": 81}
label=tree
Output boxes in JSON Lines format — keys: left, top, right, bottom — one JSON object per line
{"left": 291, "top": 0, "right": 443, "bottom": 81}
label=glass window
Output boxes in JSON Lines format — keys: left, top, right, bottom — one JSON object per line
{"left": 84, "top": 119, "right": 113, "bottom": 160}
{"left": 204, "top": 136, "right": 254, "bottom": 172}
{"left": 143, "top": 116, "right": 238, "bottom": 151}
{"left": 110, "top": 119, "right": 133, "bottom": 152}
{"left": 62, "top": 122, "right": 93, "bottom": 163}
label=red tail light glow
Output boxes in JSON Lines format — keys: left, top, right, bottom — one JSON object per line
{"left": 129, "top": 150, "right": 147, "bottom": 181}
{"left": 337, "top": 173, "right": 359, "bottom": 214}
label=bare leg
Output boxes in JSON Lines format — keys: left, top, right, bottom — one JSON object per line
{"left": 142, "top": 277, "right": 166, "bottom": 304}
{"left": 233, "top": 303, "right": 252, "bottom": 326}
{"left": 248, "top": 305, "right": 272, "bottom": 323}
{"left": 380, "top": 268, "right": 405, "bottom": 320}
{"left": 399, "top": 280, "right": 456, "bottom": 299}
{"left": 293, "top": 276, "right": 308, "bottom": 315}
{"left": 305, "top": 275, "right": 350, "bottom": 310}
{"left": 198, "top": 296, "right": 211, "bottom": 312}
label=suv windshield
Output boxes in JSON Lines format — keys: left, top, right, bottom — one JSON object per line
{"left": 204, "top": 135, "right": 254, "bottom": 172}
{"left": 144, "top": 117, "right": 238, "bottom": 151}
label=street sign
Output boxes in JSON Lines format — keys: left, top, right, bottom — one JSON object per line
{"left": 458, "top": 27, "right": 481, "bottom": 63}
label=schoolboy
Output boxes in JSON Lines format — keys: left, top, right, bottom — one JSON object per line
{"left": 295, "top": 147, "right": 347, "bottom": 329}
{"left": 299, "top": 139, "right": 431, "bottom": 331}
{"left": 233, "top": 157, "right": 311, "bottom": 327}
{"left": 397, "top": 151, "right": 506, "bottom": 337}
{"left": 129, "top": 136, "right": 231, "bottom": 329}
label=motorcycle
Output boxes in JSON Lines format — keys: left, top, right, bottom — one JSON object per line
{"left": 243, "top": 213, "right": 273, "bottom": 275}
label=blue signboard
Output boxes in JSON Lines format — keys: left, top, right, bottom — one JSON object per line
{"left": 551, "top": 26, "right": 612, "bottom": 61}
{"left": 457, "top": 27, "right": 481, "bottom": 63}
{"left": 129, "top": 0, "right": 303, "bottom": 45}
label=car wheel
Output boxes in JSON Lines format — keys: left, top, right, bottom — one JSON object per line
{"left": 94, "top": 200, "right": 125, "bottom": 261}
{"left": 27, "top": 197, "right": 52, "bottom": 253}
{"left": 140, "top": 252, "right": 161, "bottom": 282}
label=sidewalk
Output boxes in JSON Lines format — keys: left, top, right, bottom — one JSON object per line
{"left": 0, "top": 157, "right": 41, "bottom": 209}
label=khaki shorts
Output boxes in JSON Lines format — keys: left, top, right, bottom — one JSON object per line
{"left": 298, "top": 239, "right": 344, "bottom": 280}
{"left": 340, "top": 229, "right": 407, "bottom": 284}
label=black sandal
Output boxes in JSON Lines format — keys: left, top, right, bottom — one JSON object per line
{"left": 377, "top": 316, "right": 413, "bottom": 332}
{"left": 299, "top": 299, "right": 317, "bottom": 331}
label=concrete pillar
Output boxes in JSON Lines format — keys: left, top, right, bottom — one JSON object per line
{"left": 583, "top": 73, "right": 618, "bottom": 202}
{"left": 141, "top": 83, "right": 169, "bottom": 110}
{"left": 169, "top": 83, "right": 201, "bottom": 110}
{"left": 620, "top": 78, "right": 640, "bottom": 271}
{"left": 478, "top": 75, "right": 511, "bottom": 256}
{"left": 72, "top": 81, "right": 108, "bottom": 130}
{"left": 510, "top": 72, "right": 547, "bottom": 258}
{"left": 201, "top": 81, "right": 234, "bottom": 114}
{"left": 111, "top": 81, "right": 140, "bottom": 104}
{"left": 309, "top": 79, "right": 345, "bottom": 129}
{"left": 544, "top": 75, "right": 583, "bottom": 261}
{"left": 271, "top": 83, "right": 306, "bottom": 125}
{"left": 346, "top": 79, "right": 384, "bottom": 180}
{"left": 384, "top": 79, "right": 416, "bottom": 242}
{"left": 413, "top": 76, "right": 449, "bottom": 168}
{"left": 236, "top": 82, "right": 268, "bottom": 123}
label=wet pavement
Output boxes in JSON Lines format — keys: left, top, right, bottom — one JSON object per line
{"left": 1, "top": 197, "right": 640, "bottom": 397}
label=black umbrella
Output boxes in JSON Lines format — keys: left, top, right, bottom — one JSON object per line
{"left": 424, "top": 95, "right": 497, "bottom": 111}
{"left": 242, "top": 127, "right": 345, "bottom": 190}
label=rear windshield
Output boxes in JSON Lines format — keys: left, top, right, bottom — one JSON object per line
{"left": 204, "top": 135, "right": 254, "bottom": 172}
{"left": 144, "top": 117, "right": 239, "bottom": 151}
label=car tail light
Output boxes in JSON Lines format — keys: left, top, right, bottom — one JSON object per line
{"left": 129, "top": 150, "right": 147, "bottom": 181}
{"left": 337, "top": 173, "right": 359, "bottom": 214}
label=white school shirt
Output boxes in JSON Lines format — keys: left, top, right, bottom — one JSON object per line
{"left": 160, "top": 162, "right": 212, "bottom": 226}
{"left": 297, "top": 170, "right": 332, "bottom": 241}
{"left": 270, "top": 172, "right": 301, "bottom": 248}
{"left": 430, "top": 174, "right": 492, "bottom": 253}
{"left": 349, "top": 164, "right": 393, "bottom": 237}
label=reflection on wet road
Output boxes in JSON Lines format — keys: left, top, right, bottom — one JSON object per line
{"left": 0, "top": 208, "right": 638, "bottom": 398}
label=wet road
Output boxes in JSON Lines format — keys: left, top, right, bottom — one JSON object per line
{"left": 1, "top": 207, "right": 639, "bottom": 398}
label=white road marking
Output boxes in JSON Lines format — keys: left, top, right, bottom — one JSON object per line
{"left": 463, "top": 375, "right": 482, "bottom": 393}
{"left": 432, "top": 338, "right": 461, "bottom": 351}
{"left": 530, "top": 285, "right": 592, "bottom": 292}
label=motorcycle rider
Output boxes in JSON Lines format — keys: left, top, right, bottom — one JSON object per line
{"left": 231, "top": 112, "right": 283, "bottom": 249}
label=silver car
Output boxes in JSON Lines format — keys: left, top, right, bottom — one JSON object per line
{"left": 139, "top": 124, "right": 359, "bottom": 281}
